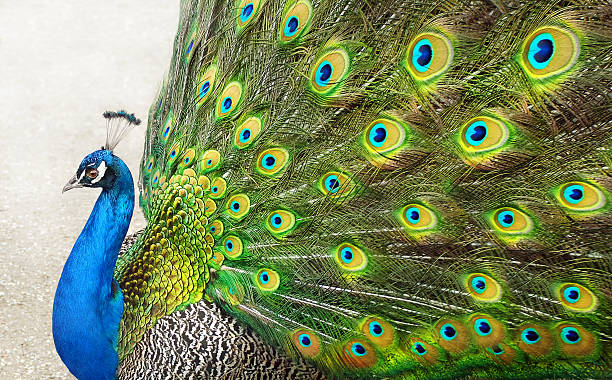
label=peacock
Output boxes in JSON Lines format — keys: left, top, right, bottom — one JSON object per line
{"left": 53, "top": 0, "right": 612, "bottom": 378}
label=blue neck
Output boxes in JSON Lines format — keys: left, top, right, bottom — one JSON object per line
{"left": 53, "top": 157, "right": 134, "bottom": 380}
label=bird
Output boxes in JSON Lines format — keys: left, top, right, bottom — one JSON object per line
{"left": 53, "top": 0, "right": 612, "bottom": 379}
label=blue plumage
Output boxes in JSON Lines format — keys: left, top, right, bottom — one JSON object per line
{"left": 53, "top": 149, "right": 134, "bottom": 379}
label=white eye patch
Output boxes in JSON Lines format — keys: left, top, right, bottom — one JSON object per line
{"left": 91, "top": 161, "right": 107, "bottom": 184}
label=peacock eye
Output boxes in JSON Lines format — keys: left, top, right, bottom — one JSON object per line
{"left": 86, "top": 168, "right": 99, "bottom": 179}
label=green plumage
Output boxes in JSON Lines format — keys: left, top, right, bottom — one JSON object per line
{"left": 115, "top": 0, "right": 612, "bottom": 378}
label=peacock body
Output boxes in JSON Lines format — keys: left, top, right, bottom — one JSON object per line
{"left": 56, "top": 0, "right": 611, "bottom": 378}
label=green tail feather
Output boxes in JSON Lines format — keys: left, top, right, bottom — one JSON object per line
{"left": 115, "top": 0, "right": 612, "bottom": 378}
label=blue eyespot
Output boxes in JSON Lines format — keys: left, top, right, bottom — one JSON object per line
{"left": 340, "top": 247, "right": 353, "bottom": 264}
{"left": 560, "top": 327, "right": 581, "bottom": 344}
{"left": 369, "top": 321, "right": 383, "bottom": 337}
{"left": 210, "top": 226, "right": 216, "bottom": 233}
{"left": 487, "top": 344, "right": 505, "bottom": 355}
{"left": 528, "top": 33, "right": 555, "bottom": 70}
{"left": 368, "top": 123, "right": 387, "bottom": 148}
{"left": 270, "top": 213, "right": 283, "bottom": 229}
{"left": 474, "top": 318, "right": 492, "bottom": 336}
{"left": 221, "top": 97, "right": 233, "bottom": 113}
{"left": 212, "top": 186, "right": 218, "bottom": 193}
{"left": 239, "top": 129, "right": 251, "bottom": 143}
{"left": 153, "top": 175, "right": 159, "bottom": 184}
{"left": 240, "top": 3, "right": 255, "bottom": 23}
{"left": 315, "top": 61, "right": 333, "bottom": 87}
{"left": 440, "top": 323, "right": 457, "bottom": 341}
{"left": 351, "top": 343, "right": 367, "bottom": 356}
{"left": 262, "top": 154, "right": 276, "bottom": 170}
{"left": 163, "top": 127, "right": 171, "bottom": 138}
{"left": 186, "top": 40, "right": 194, "bottom": 55}
{"left": 563, "top": 184, "right": 584, "bottom": 204}
{"left": 231, "top": 201, "right": 241, "bottom": 212}
{"left": 298, "top": 333, "right": 311, "bottom": 347}
{"left": 497, "top": 210, "right": 515, "bottom": 228}
{"left": 405, "top": 207, "right": 421, "bottom": 224}
{"left": 465, "top": 121, "right": 488, "bottom": 146}
{"left": 184, "top": 157, "right": 190, "bottom": 164}
{"left": 199, "top": 81, "right": 210, "bottom": 98}
{"left": 207, "top": 159, "right": 213, "bottom": 166}
{"left": 284, "top": 16, "right": 299, "bottom": 37}
{"left": 324, "top": 175, "right": 340, "bottom": 193}
{"left": 471, "top": 276, "right": 487, "bottom": 294}
{"left": 563, "top": 286, "right": 581, "bottom": 304}
{"left": 412, "top": 39, "right": 433, "bottom": 73}
{"left": 260, "top": 270, "right": 270, "bottom": 284}
{"left": 521, "top": 328, "right": 540, "bottom": 344}
{"left": 225, "top": 240, "right": 234, "bottom": 251}
{"left": 411, "top": 342, "right": 427, "bottom": 356}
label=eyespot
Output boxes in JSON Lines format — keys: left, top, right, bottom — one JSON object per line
{"left": 520, "top": 26, "right": 579, "bottom": 79}
{"left": 342, "top": 340, "right": 378, "bottom": 368}
{"left": 363, "top": 118, "right": 407, "bottom": 154}
{"left": 458, "top": 116, "right": 509, "bottom": 154}
{"left": 362, "top": 317, "right": 394, "bottom": 349}
{"left": 465, "top": 273, "right": 502, "bottom": 302}
{"left": 280, "top": 0, "right": 313, "bottom": 42}
{"left": 318, "top": 171, "right": 354, "bottom": 198}
{"left": 224, "top": 282, "right": 244, "bottom": 305}
{"left": 255, "top": 268, "right": 280, "bottom": 291}
{"left": 178, "top": 148, "right": 196, "bottom": 169}
{"left": 405, "top": 32, "right": 453, "bottom": 82}
{"left": 490, "top": 207, "right": 533, "bottom": 235}
{"left": 265, "top": 210, "right": 296, "bottom": 236}
{"left": 201, "top": 150, "right": 221, "bottom": 172}
{"left": 204, "top": 198, "right": 217, "bottom": 216}
{"left": 196, "top": 65, "right": 217, "bottom": 108}
{"left": 216, "top": 81, "right": 243, "bottom": 118}
{"left": 234, "top": 116, "right": 262, "bottom": 149}
{"left": 210, "top": 251, "right": 225, "bottom": 268}
{"left": 226, "top": 194, "right": 250, "bottom": 220}
{"left": 334, "top": 243, "right": 367, "bottom": 272}
{"left": 209, "top": 178, "right": 227, "bottom": 199}
{"left": 161, "top": 111, "right": 173, "bottom": 143}
{"left": 517, "top": 324, "right": 553, "bottom": 357}
{"left": 558, "top": 283, "right": 597, "bottom": 312}
{"left": 144, "top": 156, "right": 154, "bottom": 174}
{"left": 309, "top": 48, "right": 350, "bottom": 95}
{"left": 209, "top": 220, "right": 224, "bottom": 237}
{"left": 406, "top": 338, "right": 438, "bottom": 364}
{"left": 434, "top": 319, "right": 469, "bottom": 353}
{"left": 86, "top": 168, "right": 98, "bottom": 179}
{"left": 555, "top": 323, "right": 595, "bottom": 357}
{"left": 184, "top": 24, "right": 198, "bottom": 62}
{"left": 398, "top": 204, "right": 438, "bottom": 231}
{"left": 152, "top": 170, "right": 160, "bottom": 186}
{"left": 256, "top": 148, "right": 289, "bottom": 176}
{"left": 167, "top": 143, "right": 180, "bottom": 165}
{"left": 237, "top": 0, "right": 262, "bottom": 29}
{"left": 292, "top": 330, "right": 321, "bottom": 358}
{"left": 556, "top": 181, "right": 606, "bottom": 212}
{"left": 469, "top": 315, "right": 505, "bottom": 347}
{"left": 222, "top": 236, "right": 243, "bottom": 259}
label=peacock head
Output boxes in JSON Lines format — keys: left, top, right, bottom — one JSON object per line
{"left": 63, "top": 111, "right": 140, "bottom": 193}
{"left": 63, "top": 149, "right": 118, "bottom": 192}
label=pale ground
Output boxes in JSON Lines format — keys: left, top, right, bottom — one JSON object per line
{"left": 0, "top": 2, "right": 179, "bottom": 378}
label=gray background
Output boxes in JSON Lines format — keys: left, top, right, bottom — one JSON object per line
{"left": 0, "top": 2, "right": 179, "bottom": 378}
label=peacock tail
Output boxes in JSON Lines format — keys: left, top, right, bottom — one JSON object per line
{"left": 115, "top": 0, "right": 612, "bottom": 378}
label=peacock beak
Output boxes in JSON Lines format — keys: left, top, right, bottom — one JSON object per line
{"left": 62, "top": 174, "right": 83, "bottom": 193}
